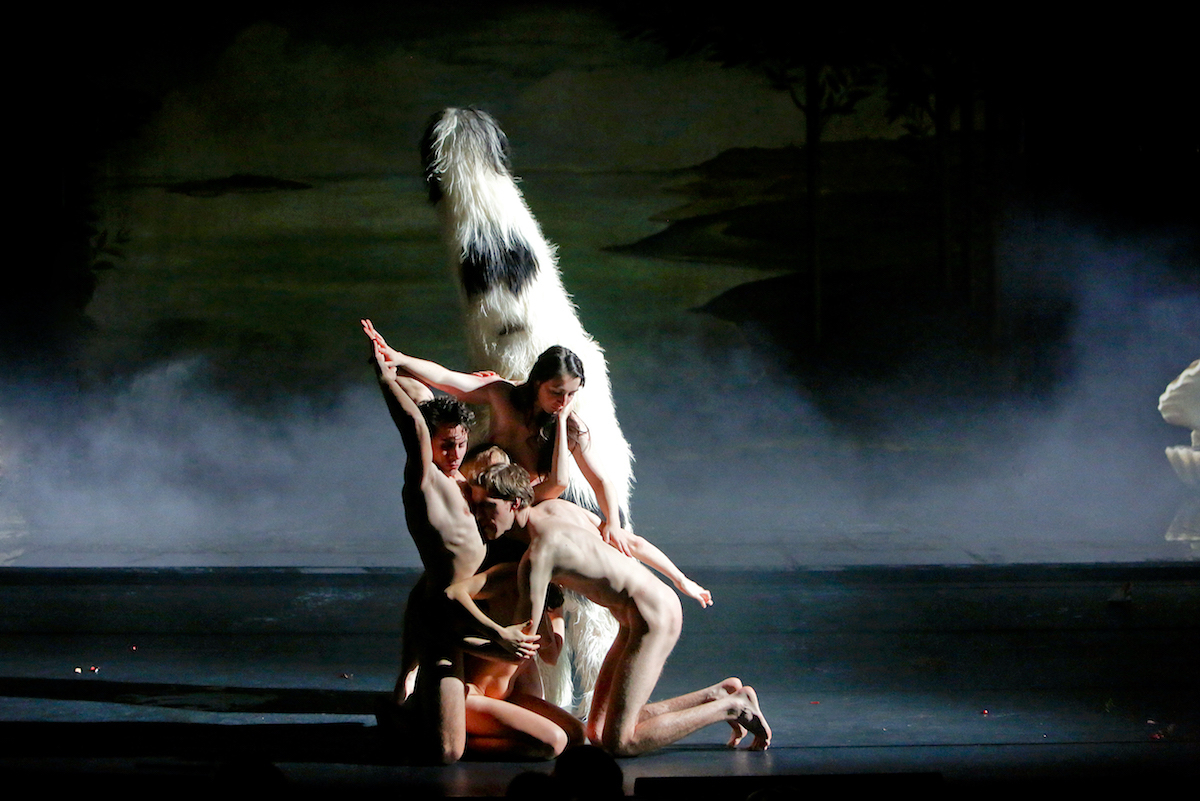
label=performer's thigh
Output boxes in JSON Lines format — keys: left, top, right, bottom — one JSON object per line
{"left": 602, "top": 624, "right": 674, "bottom": 745}
{"left": 465, "top": 695, "right": 566, "bottom": 746}
{"left": 589, "top": 624, "right": 630, "bottom": 729}
{"left": 414, "top": 646, "right": 466, "bottom": 744}
{"left": 509, "top": 692, "right": 585, "bottom": 743}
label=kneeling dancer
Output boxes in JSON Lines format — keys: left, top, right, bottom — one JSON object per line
{"left": 463, "top": 463, "right": 772, "bottom": 756}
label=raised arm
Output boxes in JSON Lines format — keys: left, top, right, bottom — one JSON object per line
{"left": 623, "top": 532, "right": 713, "bottom": 608}
{"left": 362, "top": 320, "right": 509, "bottom": 404}
{"left": 363, "top": 319, "right": 432, "bottom": 480}
{"left": 445, "top": 565, "right": 540, "bottom": 660}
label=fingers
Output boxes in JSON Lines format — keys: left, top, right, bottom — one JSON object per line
{"left": 515, "top": 639, "right": 540, "bottom": 659}
{"left": 606, "top": 529, "right": 635, "bottom": 558}
{"left": 361, "top": 319, "right": 387, "bottom": 349}
{"left": 506, "top": 622, "right": 541, "bottom": 645}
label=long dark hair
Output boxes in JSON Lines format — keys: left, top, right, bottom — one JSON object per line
{"left": 511, "top": 346, "right": 587, "bottom": 476}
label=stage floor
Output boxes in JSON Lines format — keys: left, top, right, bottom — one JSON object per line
{"left": 2, "top": 564, "right": 1197, "bottom": 793}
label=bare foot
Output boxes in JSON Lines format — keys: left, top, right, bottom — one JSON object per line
{"left": 726, "top": 719, "right": 749, "bottom": 748}
{"left": 716, "top": 677, "right": 743, "bottom": 696}
{"left": 733, "top": 686, "right": 772, "bottom": 751}
{"left": 712, "top": 678, "right": 747, "bottom": 747}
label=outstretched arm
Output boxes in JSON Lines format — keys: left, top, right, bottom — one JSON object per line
{"left": 445, "top": 565, "right": 540, "bottom": 660}
{"left": 623, "top": 532, "right": 713, "bottom": 608}
{"left": 362, "top": 319, "right": 508, "bottom": 404}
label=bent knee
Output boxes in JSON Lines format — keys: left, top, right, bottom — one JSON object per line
{"left": 564, "top": 718, "right": 588, "bottom": 749}
{"left": 602, "top": 732, "right": 641, "bottom": 759}
{"left": 652, "top": 591, "right": 683, "bottom": 637}
{"left": 440, "top": 740, "right": 465, "bottom": 765}
{"left": 436, "top": 727, "right": 466, "bottom": 765}
{"left": 548, "top": 726, "right": 570, "bottom": 758}
{"left": 513, "top": 727, "right": 568, "bottom": 761}
{"left": 585, "top": 718, "right": 604, "bottom": 746}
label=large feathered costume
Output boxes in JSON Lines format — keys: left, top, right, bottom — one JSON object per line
{"left": 421, "top": 107, "right": 633, "bottom": 715}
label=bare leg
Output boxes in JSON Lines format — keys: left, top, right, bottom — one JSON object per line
{"left": 597, "top": 591, "right": 682, "bottom": 756}
{"left": 465, "top": 694, "right": 569, "bottom": 760}
{"left": 607, "top": 658, "right": 771, "bottom": 756}
{"left": 412, "top": 661, "right": 467, "bottom": 764}
{"left": 598, "top": 589, "right": 771, "bottom": 756}
{"left": 509, "top": 692, "right": 587, "bottom": 749}
{"left": 638, "top": 677, "right": 747, "bottom": 747}
{"left": 408, "top": 588, "right": 468, "bottom": 764}
{"left": 393, "top": 581, "right": 424, "bottom": 702}
{"left": 586, "top": 621, "right": 630, "bottom": 744}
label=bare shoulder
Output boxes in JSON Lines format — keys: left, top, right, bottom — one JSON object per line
{"left": 528, "top": 505, "right": 607, "bottom": 564}
{"left": 534, "top": 499, "right": 592, "bottom": 521}
{"left": 478, "top": 379, "right": 520, "bottom": 425}
{"left": 482, "top": 376, "right": 518, "bottom": 402}
{"left": 534, "top": 499, "right": 575, "bottom": 516}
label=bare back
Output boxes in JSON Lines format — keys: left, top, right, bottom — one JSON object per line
{"left": 520, "top": 501, "right": 671, "bottom": 627}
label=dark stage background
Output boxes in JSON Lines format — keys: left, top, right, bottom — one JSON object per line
{"left": 5, "top": 4, "right": 1198, "bottom": 568}
{"left": 2, "top": 5, "right": 1198, "bottom": 790}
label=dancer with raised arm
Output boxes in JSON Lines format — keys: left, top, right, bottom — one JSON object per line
{"left": 371, "top": 340, "right": 635, "bottom": 553}
{"left": 363, "top": 319, "right": 537, "bottom": 764}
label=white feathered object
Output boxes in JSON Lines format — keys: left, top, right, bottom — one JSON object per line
{"left": 1159, "top": 359, "right": 1200, "bottom": 488}
{"left": 421, "top": 107, "right": 631, "bottom": 715}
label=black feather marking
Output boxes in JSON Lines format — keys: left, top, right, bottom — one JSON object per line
{"left": 460, "top": 239, "right": 538, "bottom": 298}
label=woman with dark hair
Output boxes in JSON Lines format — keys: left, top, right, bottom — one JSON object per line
{"left": 362, "top": 322, "right": 635, "bottom": 556}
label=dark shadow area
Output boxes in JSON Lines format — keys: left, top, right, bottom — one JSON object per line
{"left": 1, "top": 720, "right": 374, "bottom": 761}
{"left": 0, "top": 676, "right": 377, "bottom": 715}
